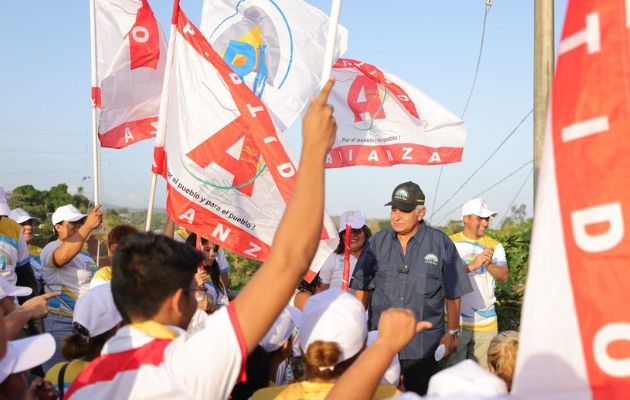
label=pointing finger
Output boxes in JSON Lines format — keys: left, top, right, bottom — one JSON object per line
{"left": 316, "top": 77, "right": 335, "bottom": 105}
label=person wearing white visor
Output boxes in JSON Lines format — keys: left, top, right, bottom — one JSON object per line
{"left": 448, "top": 198, "right": 509, "bottom": 370}
{"left": 45, "top": 283, "right": 122, "bottom": 398}
{"left": 318, "top": 210, "right": 371, "bottom": 292}
{"left": 40, "top": 204, "right": 102, "bottom": 371}
{"left": 252, "top": 288, "right": 399, "bottom": 399}
{"left": 0, "top": 333, "right": 58, "bottom": 400}
{"left": 9, "top": 208, "right": 43, "bottom": 293}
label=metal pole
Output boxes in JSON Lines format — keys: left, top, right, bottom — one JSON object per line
{"left": 534, "top": 0, "right": 554, "bottom": 204}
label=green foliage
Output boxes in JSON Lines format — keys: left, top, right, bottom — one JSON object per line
{"left": 224, "top": 250, "right": 262, "bottom": 290}
{"left": 7, "top": 184, "right": 92, "bottom": 247}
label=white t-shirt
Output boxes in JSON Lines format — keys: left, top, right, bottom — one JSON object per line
{"left": 0, "top": 217, "right": 30, "bottom": 285}
{"left": 66, "top": 305, "right": 246, "bottom": 400}
{"left": 41, "top": 241, "right": 97, "bottom": 317}
{"left": 318, "top": 252, "right": 357, "bottom": 289}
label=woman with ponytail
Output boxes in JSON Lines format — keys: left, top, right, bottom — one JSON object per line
{"left": 252, "top": 288, "right": 400, "bottom": 399}
{"left": 44, "top": 283, "right": 122, "bottom": 398}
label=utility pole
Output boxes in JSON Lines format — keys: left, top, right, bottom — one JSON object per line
{"left": 534, "top": 0, "right": 554, "bottom": 203}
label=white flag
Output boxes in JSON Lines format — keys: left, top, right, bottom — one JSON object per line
{"left": 326, "top": 59, "right": 465, "bottom": 168}
{"left": 93, "top": 0, "right": 166, "bottom": 148}
{"left": 200, "top": 0, "right": 348, "bottom": 130}
{"left": 156, "top": 8, "right": 337, "bottom": 279}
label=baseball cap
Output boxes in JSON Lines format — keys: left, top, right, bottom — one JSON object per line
{"left": 73, "top": 283, "right": 122, "bottom": 338}
{"left": 0, "top": 334, "right": 56, "bottom": 383}
{"left": 385, "top": 181, "right": 425, "bottom": 212}
{"left": 9, "top": 208, "right": 40, "bottom": 225}
{"left": 339, "top": 210, "right": 366, "bottom": 230}
{"left": 0, "top": 275, "right": 32, "bottom": 299}
{"left": 0, "top": 186, "right": 10, "bottom": 217}
{"left": 427, "top": 359, "right": 508, "bottom": 397}
{"left": 259, "top": 306, "right": 301, "bottom": 352}
{"left": 299, "top": 288, "right": 367, "bottom": 364}
{"left": 461, "top": 198, "right": 498, "bottom": 219}
{"left": 52, "top": 204, "right": 86, "bottom": 225}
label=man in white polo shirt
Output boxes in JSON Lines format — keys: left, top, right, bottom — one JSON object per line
{"left": 66, "top": 78, "right": 338, "bottom": 399}
{"left": 448, "top": 198, "right": 509, "bottom": 369}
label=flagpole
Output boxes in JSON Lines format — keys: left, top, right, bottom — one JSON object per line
{"left": 321, "top": 0, "right": 343, "bottom": 83}
{"left": 145, "top": 0, "right": 179, "bottom": 232}
{"left": 89, "top": 0, "right": 101, "bottom": 206}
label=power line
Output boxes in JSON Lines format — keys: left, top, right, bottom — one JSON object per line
{"left": 434, "top": 159, "right": 533, "bottom": 225}
{"left": 501, "top": 167, "right": 533, "bottom": 223}
{"left": 431, "top": 108, "right": 533, "bottom": 219}
{"left": 431, "top": 0, "right": 492, "bottom": 220}
{"left": 0, "top": 147, "right": 86, "bottom": 155}
{"left": 0, "top": 121, "right": 86, "bottom": 138}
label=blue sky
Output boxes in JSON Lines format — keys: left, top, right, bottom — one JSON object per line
{"left": 0, "top": 1, "right": 567, "bottom": 225}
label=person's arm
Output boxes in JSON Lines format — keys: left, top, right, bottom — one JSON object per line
{"left": 440, "top": 297, "right": 461, "bottom": 358}
{"left": 4, "top": 292, "right": 59, "bottom": 339}
{"left": 232, "top": 78, "right": 337, "bottom": 354}
{"left": 51, "top": 205, "right": 102, "bottom": 267}
{"left": 349, "top": 241, "right": 377, "bottom": 309}
{"left": 486, "top": 262, "right": 508, "bottom": 282}
{"left": 355, "top": 290, "right": 371, "bottom": 309}
{"left": 326, "top": 309, "right": 432, "bottom": 400}
{"left": 163, "top": 216, "right": 176, "bottom": 238}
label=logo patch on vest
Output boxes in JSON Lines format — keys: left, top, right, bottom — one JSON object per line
{"left": 424, "top": 253, "right": 438, "bottom": 266}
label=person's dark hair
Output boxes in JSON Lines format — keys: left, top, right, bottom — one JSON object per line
{"left": 297, "top": 275, "right": 320, "bottom": 295}
{"left": 333, "top": 225, "right": 372, "bottom": 255}
{"left": 61, "top": 326, "right": 117, "bottom": 361}
{"left": 302, "top": 341, "right": 359, "bottom": 381}
{"left": 107, "top": 224, "right": 139, "bottom": 250}
{"left": 111, "top": 232, "right": 203, "bottom": 323}
{"left": 230, "top": 345, "right": 273, "bottom": 400}
{"left": 185, "top": 233, "right": 224, "bottom": 293}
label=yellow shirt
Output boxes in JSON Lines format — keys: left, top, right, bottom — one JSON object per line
{"left": 89, "top": 266, "right": 112, "bottom": 289}
{"left": 252, "top": 381, "right": 400, "bottom": 399}
{"left": 45, "top": 359, "right": 90, "bottom": 395}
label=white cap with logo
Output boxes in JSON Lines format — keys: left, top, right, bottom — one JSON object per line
{"left": 339, "top": 210, "right": 366, "bottom": 230}
{"left": 52, "top": 204, "right": 86, "bottom": 225}
{"left": 461, "top": 198, "right": 498, "bottom": 219}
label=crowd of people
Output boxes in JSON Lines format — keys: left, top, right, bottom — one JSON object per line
{"left": 0, "top": 79, "right": 520, "bottom": 399}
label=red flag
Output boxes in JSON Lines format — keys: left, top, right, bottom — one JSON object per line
{"left": 129, "top": 0, "right": 161, "bottom": 70}
{"left": 514, "top": 1, "right": 630, "bottom": 398}
{"left": 156, "top": 7, "right": 337, "bottom": 279}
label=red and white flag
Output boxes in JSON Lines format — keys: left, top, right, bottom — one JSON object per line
{"left": 92, "top": 0, "right": 166, "bottom": 148}
{"left": 514, "top": 1, "right": 630, "bottom": 398}
{"left": 155, "top": 7, "right": 337, "bottom": 279}
{"left": 325, "top": 59, "right": 465, "bottom": 168}
{"left": 199, "top": 0, "right": 348, "bottom": 131}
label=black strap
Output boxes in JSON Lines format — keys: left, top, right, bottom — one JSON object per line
{"left": 57, "top": 362, "right": 70, "bottom": 399}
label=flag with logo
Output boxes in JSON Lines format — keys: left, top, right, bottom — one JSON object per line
{"left": 156, "top": 7, "right": 337, "bottom": 279}
{"left": 513, "top": 1, "right": 630, "bottom": 398}
{"left": 199, "top": 0, "right": 348, "bottom": 131}
{"left": 325, "top": 58, "right": 466, "bottom": 168}
{"left": 92, "top": 0, "right": 166, "bottom": 148}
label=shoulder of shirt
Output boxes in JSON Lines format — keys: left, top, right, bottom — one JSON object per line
{"left": 93, "top": 266, "right": 112, "bottom": 279}
{"left": 252, "top": 382, "right": 332, "bottom": 399}
{"left": 0, "top": 217, "right": 20, "bottom": 237}
{"left": 482, "top": 235, "right": 502, "bottom": 248}
{"left": 423, "top": 223, "right": 450, "bottom": 240}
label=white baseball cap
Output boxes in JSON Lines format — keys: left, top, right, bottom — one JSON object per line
{"left": 461, "top": 198, "right": 498, "bottom": 219}
{"left": 259, "top": 306, "right": 301, "bottom": 352}
{"left": 339, "top": 210, "right": 366, "bottom": 230}
{"left": 73, "top": 283, "right": 122, "bottom": 338}
{"left": 299, "top": 288, "right": 367, "bottom": 364}
{"left": 427, "top": 359, "right": 508, "bottom": 397}
{"left": 0, "top": 334, "right": 56, "bottom": 383}
{"left": 52, "top": 204, "right": 86, "bottom": 225}
{"left": 0, "top": 186, "right": 10, "bottom": 217}
{"left": 367, "top": 330, "right": 401, "bottom": 386}
{"left": 9, "top": 208, "right": 40, "bottom": 225}
{"left": 0, "top": 275, "right": 32, "bottom": 299}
